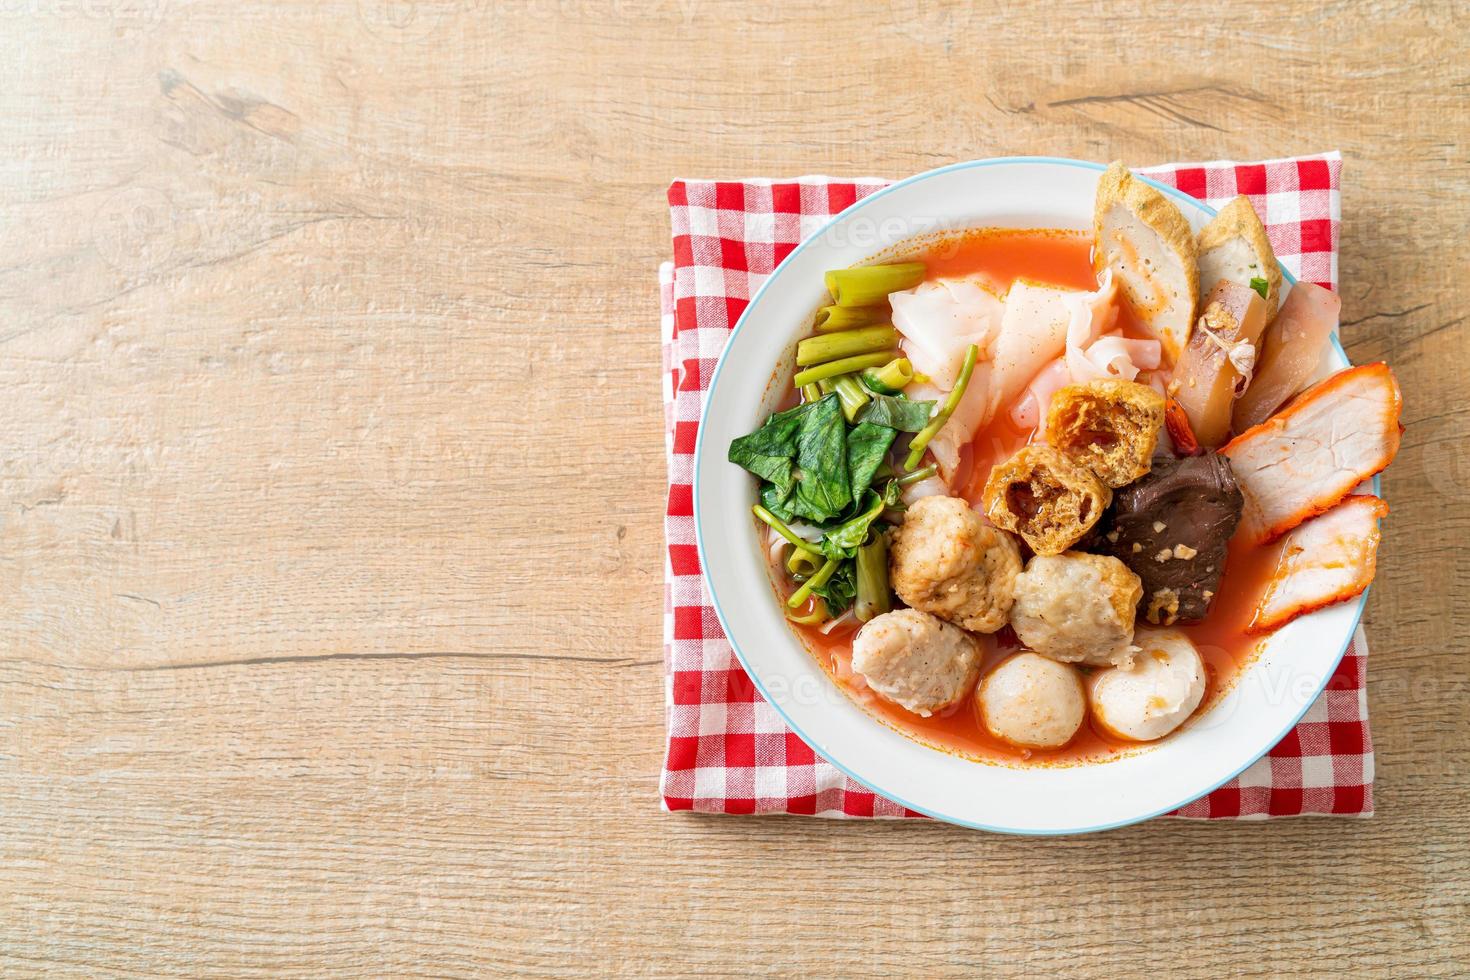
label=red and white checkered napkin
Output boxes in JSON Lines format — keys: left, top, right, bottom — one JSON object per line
{"left": 660, "top": 153, "right": 1374, "bottom": 821}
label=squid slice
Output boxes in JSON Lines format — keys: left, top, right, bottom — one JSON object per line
{"left": 1173, "top": 281, "right": 1270, "bottom": 448}
{"left": 1222, "top": 362, "right": 1402, "bottom": 546}
{"left": 913, "top": 275, "right": 1092, "bottom": 485}
{"left": 1009, "top": 272, "right": 1159, "bottom": 432}
{"left": 1092, "top": 162, "right": 1198, "bottom": 364}
{"left": 1233, "top": 281, "right": 1340, "bottom": 433}
{"left": 1249, "top": 495, "right": 1388, "bottom": 634}
{"left": 1063, "top": 268, "right": 1162, "bottom": 384}
{"left": 1010, "top": 358, "right": 1072, "bottom": 431}
{"left": 993, "top": 275, "right": 1126, "bottom": 421}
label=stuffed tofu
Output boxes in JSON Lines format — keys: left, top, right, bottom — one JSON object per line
{"left": 1092, "top": 162, "right": 1198, "bottom": 364}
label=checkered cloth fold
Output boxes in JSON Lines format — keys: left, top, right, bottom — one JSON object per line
{"left": 660, "top": 153, "right": 1373, "bottom": 821}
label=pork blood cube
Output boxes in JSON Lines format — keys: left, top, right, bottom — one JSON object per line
{"left": 1089, "top": 453, "right": 1244, "bottom": 625}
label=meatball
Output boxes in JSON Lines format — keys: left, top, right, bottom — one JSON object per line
{"left": 976, "top": 652, "right": 1086, "bottom": 750}
{"left": 1089, "top": 628, "right": 1206, "bottom": 741}
{"left": 1010, "top": 551, "right": 1143, "bottom": 667}
{"left": 851, "top": 609, "right": 982, "bottom": 717}
{"left": 889, "top": 495, "right": 1022, "bottom": 634}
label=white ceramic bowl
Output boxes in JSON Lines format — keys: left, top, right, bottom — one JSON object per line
{"left": 694, "top": 157, "right": 1368, "bottom": 834}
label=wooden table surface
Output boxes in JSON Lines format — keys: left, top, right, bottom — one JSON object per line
{"left": 2, "top": 1, "right": 1467, "bottom": 975}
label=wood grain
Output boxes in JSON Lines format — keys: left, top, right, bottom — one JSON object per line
{"left": 1, "top": 1, "right": 1467, "bottom": 975}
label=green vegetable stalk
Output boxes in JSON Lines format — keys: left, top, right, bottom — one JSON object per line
{"left": 896, "top": 463, "right": 938, "bottom": 486}
{"left": 786, "top": 597, "right": 829, "bottom": 625}
{"left": 786, "top": 547, "right": 822, "bottom": 581}
{"left": 814, "top": 304, "right": 887, "bottom": 332}
{"left": 796, "top": 325, "right": 897, "bottom": 367}
{"left": 904, "top": 343, "right": 978, "bottom": 471}
{"left": 860, "top": 357, "right": 913, "bottom": 395}
{"left": 753, "top": 504, "right": 821, "bottom": 560}
{"left": 793, "top": 351, "right": 898, "bottom": 388}
{"left": 824, "top": 262, "right": 926, "bottom": 308}
{"left": 786, "top": 557, "right": 840, "bottom": 609}
{"left": 854, "top": 532, "right": 890, "bottom": 622}
{"left": 830, "top": 375, "right": 871, "bottom": 423}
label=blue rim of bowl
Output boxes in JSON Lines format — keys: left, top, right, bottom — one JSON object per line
{"left": 692, "top": 155, "right": 1373, "bottom": 835}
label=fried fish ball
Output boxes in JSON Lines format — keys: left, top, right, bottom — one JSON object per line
{"left": 851, "top": 609, "right": 982, "bottom": 717}
{"left": 981, "top": 445, "right": 1111, "bottom": 555}
{"left": 1046, "top": 379, "right": 1166, "bottom": 487}
{"left": 976, "top": 652, "right": 1087, "bottom": 750}
{"left": 1010, "top": 551, "right": 1143, "bottom": 668}
{"left": 889, "top": 495, "right": 1022, "bottom": 634}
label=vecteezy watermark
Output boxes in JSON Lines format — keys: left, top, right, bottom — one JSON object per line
{"left": 1417, "top": 411, "right": 1469, "bottom": 499}
{"left": 738, "top": 211, "right": 969, "bottom": 261}
{"left": 92, "top": 186, "right": 183, "bottom": 275}
{"left": 0, "top": 0, "right": 168, "bottom": 26}
{"left": 356, "top": 0, "right": 452, "bottom": 42}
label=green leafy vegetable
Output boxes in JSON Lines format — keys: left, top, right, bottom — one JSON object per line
{"left": 729, "top": 387, "right": 904, "bottom": 620}
{"left": 854, "top": 532, "right": 890, "bottom": 622}
{"left": 753, "top": 504, "right": 821, "bottom": 562}
{"left": 830, "top": 374, "right": 872, "bottom": 423}
{"left": 793, "top": 350, "right": 899, "bottom": 389}
{"left": 787, "top": 557, "right": 840, "bottom": 609}
{"left": 814, "top": 304, "right": 886, "bottom": 332}
{"left": 796, "top": 325, "right": 897, "bottom": 367}
{"left": 860, "top": 357, "right": 914, "bottom": 395}
{"left": 727, "top": 401, "right": 809, "bottom": 493}
{"left": 786, "top": 547, "right": 823, "bottom": 580}
{"left": 760, "top": 482, "right": 796, "bottom": 522}
{"left": 790, "top": 395, "right": 851, "bottom": 521}
{"left": 810, "top": 559, "right": 857, "bottom": 614}
{"left": 845, "top": 421, "right": 896, "bottom": 502}
{"left": 786, "top": 596, "right": 829, "bottom": 624}
{"left": 1249, "top": 276, "right": 1270, "bottom": 299}
{"left": 896, "top": 463, "right": 938, "bottom": 487}
{"left": 825, "top": 262, "right": 926, "bottom": 307}
{"left": 856, "top": 391, "right": 936, "bottom": 432}
{"left": 820, "top": 491, "right": 886, "bottom": 559}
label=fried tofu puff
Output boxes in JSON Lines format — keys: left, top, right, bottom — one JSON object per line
{"left": 1010, "top": 552, "right": 1143, "bottom": 668}
{"left": 889, "top": 495, "right": 1022, "bottom": 634}
{"left": 1045, "top": 379, "right": 1166, "bottom": 488}
{"left": 981, "top": 445, "right": 1111, "bottom": 555}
